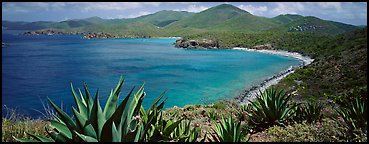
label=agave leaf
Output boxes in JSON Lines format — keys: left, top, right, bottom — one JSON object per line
{"left": 74, "top": 131, "right": 98, "bottom": 142}
{"left": 134, "top": 124, "right": 144, "bottom": 142}
{"left": 157, "top": 97, "right": 168, "bottom": 111}
{"left": 163, "top": 120, "right": 182, "bottom": 136}
{"left": 72, "top": 107, "right": 87, "bottom": 133}
{"left": 48, "top": 98, "right": 77, "bottom": 131}
{"left": 101, "top": 87, "right": 135, "bottom": 142}
{"left": 127, "top": 84, "right": 144, "bottom": 117}
{"left": 26, "top": 132, "right": 55, "bottom": 142}
{"left": 71, "top": 83, "right": 88, "bottom": 116}
{"left": 111, "top": 122, "right": 121, "bottom": 142}
{"left": 121, "top": 84, "right": 145, "bottom": 135}
{"left": 47, "top": 131, "right": 67, "bottom": 142}
{"left": 83, "top": 123, "right": 97, "bottom": 139}
{"left": 45, "top": 126, "right": 69, "bottom": 142}
{"left": 140, "top": 107, "right": 159, "bottom": 141}
{"left": 83, "top": 82, "right": 93, "bottom": 115}
{"left": 104, "top": 76, "right": 125, "bottom": 119}
{"left": 13, "top": 136, "right": 39, "bottom": 142}
{"left": 148, "top": 91, "right": 166, "bottom": 111}
{"left": 48, "top": 119, "right": 73, "bottom": 140}
{"left": 52, "top": 113, "right": 64, "bottom": 124}
{"left": 133, "top": 92, "right": 146, "bottom": 118}
{"left": 90, "top": 90, "right": 106, "bottom": 140}
{"left": 125, "top": 92, "right": 145, "bottom": 140}
{"left": 78, "top": 88, "right": 87, "bottom": 107}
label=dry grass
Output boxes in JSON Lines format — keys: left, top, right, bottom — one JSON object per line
{"left": 2, "top": 105, "right": 53, "bottom": 142}
{"left": 2, "top": 118, "right": 50, "bottom": 142}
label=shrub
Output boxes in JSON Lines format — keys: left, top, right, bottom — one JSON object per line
{"left": 184, "top": 105, "right": 195, "bottom": 111}
{"left": 263, "top": 118, "right": 349, "bottom": 142}
{"left": 212, "top": 101, "right": 226, "bottom": 109}
{"left": 194, "top": 104, "right": 202, "bottom": 108}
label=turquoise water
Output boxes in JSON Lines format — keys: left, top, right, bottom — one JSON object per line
{"left": 2, "top": 30, "right": 301, "bottom": 117}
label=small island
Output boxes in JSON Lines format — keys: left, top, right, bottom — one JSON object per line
{"left": 22, "top": 29, "right": 152, "bottom": 39}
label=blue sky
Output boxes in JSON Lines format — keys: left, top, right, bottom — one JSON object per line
{"left": 2, "top": 2, "right": 367, "bottom": 26}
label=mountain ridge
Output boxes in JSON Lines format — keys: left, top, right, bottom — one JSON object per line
{"left": 2, "top": 4, "right": 360, "bottom": 36}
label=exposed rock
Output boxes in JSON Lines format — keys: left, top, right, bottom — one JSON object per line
{"left": 252, "top": 44, "right": 274, "bottom": 50}
{"left": 174, "top": 39, "right": 219, "bottom": 49}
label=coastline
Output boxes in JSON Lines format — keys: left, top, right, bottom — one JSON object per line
{"left": 232, "top": 47, "right": 314, "bottom": 105}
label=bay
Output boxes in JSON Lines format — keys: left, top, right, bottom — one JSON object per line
{"left": 2, "top": 30, "right": 301, "bottom": 117}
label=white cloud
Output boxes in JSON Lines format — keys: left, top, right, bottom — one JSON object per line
{"left": 270, "top": 2, "right": 305, "bottom": 15}
{"left": 3, "top": 3, "right": 29, "bottom": 13}
{"left": 315, "top": 2, "right": 342, "bottom": 11}
{"left": 238, "top": 4, "right": 268, "bottom": 15}
{"left": 3, "top": 2, "right": 68, "bottom": 12}
{"left": 78, "top": 2, "right": 161, "bottom": 12}
{"left": 175, "top": 4, "right": 209, "bottom": 12}
{"left": 166, "top": 2, "right": 199, "bottom": 4}
{"left": 125, "top": 11, "right": 151, "bottom": 18}
{"left": 2, "top": 2, "right": 162, "bottom": 13}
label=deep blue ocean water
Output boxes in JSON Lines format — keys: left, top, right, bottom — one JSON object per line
{"left": 2, "top": 30, "right": 301, "bottom": 118}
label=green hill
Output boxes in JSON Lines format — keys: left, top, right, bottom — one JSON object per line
{"left": 271, "top": 14, "right": 304, "bottom": 24}
{"left": 165, "top": 4, "right": 249, "bottom": 30}
{"left": 2, "top": 21, "right": 54, "bottom": 30}
{"left": 132, "top": 10, "right": 194, "bottom": 27}
{"left": 208, "top": 13, "right": 280, "bottom": 32}
{"left": 2, "top": 4, "right": 360, "bottom": 36}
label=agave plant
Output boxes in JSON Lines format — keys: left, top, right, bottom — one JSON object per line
{"left": 207, "top": 110, "right": 218, "bottom": 121}
{"left": 209, "top": 116, "right": 248, "bottom": 142}
{"left": 236, "top": 105, "right": 251, "bottom": 121}
{"left": 170, "top": 120, "right": 200, "bottom": 142}
{"left": 247, "top": 88, "right": 300, "bottom": 130}
{"left": 336, "top": 96, "right": 367, "bottom": 132}
{"left": 13, "top": 76, "right": 175, "bottom": 142}
{"left": 293, "top": 102, "right": 324, "bottom": 123}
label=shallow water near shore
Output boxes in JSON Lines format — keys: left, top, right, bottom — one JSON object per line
{"left": 2, "top": 30, "right": 301, "bottom": 118}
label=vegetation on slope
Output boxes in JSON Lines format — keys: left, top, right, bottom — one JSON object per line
{"left": 270, "top": 16, "right": 359, "bottom": 35}
{"left": 182, "top": 27, "right": 367, "bottom": 106}
{"left": 274, "top": 28, "right": 367, "bottom": 105}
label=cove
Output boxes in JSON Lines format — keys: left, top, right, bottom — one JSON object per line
{"left": 2, "top": 30, "right": 301, "bottom": 117}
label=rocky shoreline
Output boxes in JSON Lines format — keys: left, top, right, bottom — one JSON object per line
{"left": 22, "top": 29, "right": 84, "bottom": 35}
{"left": 173, "top": 38, "right": 314, "bottom": 105}
{"left": 233, "top": 47, "right": 314, "bottom": 105}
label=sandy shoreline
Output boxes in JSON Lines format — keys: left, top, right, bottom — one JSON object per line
{"left": 232, "top": 47, "right": 314, "bottom": 105}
